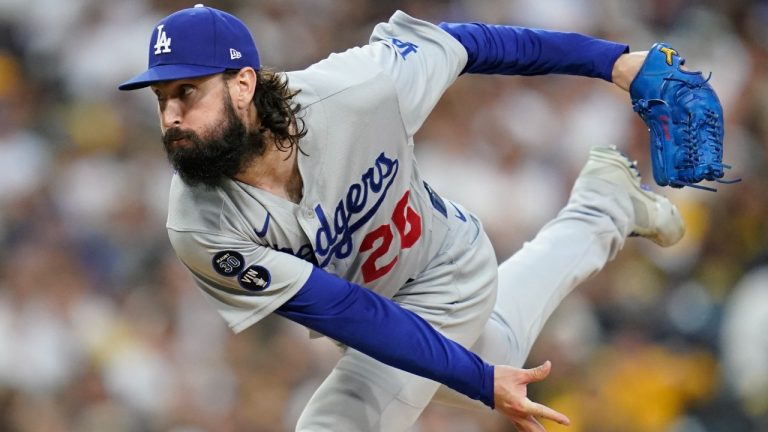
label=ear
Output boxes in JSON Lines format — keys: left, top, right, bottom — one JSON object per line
{"left": 230, "top": 67, "right": 257, "bottom": 110}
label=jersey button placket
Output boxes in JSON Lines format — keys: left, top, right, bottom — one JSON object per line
{"left": 298, "top": 206, "right": 321, "bottom": 261}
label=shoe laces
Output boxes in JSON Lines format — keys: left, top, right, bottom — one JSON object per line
{"left": 608, "top": 145, "right": 642, "bottom": 180}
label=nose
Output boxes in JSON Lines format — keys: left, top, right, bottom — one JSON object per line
{"left": 160, "top": 99, "right": 183, "bottom": 130}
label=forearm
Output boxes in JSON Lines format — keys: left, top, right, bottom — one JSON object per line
{"left": 276, "top": 267, "right": 495, "bottom": 407}
{"left": 439, "top": 21, "right": 628, "bottom": 82}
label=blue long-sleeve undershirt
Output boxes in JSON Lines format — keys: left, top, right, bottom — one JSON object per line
{"left": 439, "top": 22, "right": 628, "bottom": 81}
{"left": 276, "top": 267, "right": 495, "bottom": 408}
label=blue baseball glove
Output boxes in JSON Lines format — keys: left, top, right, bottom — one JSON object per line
{"left": 630, "top": 43, "right": 739, "bottom": 191}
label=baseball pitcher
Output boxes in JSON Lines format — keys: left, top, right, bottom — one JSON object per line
{"left": 119, "top": 4, "right": 730, "bottom": 431}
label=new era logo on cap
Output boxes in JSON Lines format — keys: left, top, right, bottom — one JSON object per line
{"left": 118, "top": 4, "right": 260, "bottom": 91}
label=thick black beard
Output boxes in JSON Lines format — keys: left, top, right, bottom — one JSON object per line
{"left": 162, "top": 96, "right": 265, "bottom": 188}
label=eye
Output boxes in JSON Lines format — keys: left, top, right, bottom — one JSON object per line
{"left": 180, "top": 85, "right": 195, "bottom": 97}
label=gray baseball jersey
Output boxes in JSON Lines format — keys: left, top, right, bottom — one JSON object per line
{"left": 124, "top": 5, "right": 648, "bottom": 430}
{"left": 167, "top": 11, "right": 471, "bottom": 333}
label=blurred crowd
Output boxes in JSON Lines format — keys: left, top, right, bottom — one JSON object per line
{"left": 0, "top": 0, "right": 766, "bottom": 431}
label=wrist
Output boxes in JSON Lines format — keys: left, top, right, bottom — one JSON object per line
{"left": 612, "top": 50, "right": 648, "bottom": 91}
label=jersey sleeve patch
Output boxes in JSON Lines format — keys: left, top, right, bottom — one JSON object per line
{"left": 168, "top": 228, "right": 313, "bottom": 333}
{"left": 212, "top": 250, "right": 245, "bottom": 276}
{"left": 238, "top": 265, "right": 271, "bottom": 291}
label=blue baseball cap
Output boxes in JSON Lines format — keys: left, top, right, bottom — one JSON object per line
{"left": 118, "top": 4, "right": 260, "bottom": 91}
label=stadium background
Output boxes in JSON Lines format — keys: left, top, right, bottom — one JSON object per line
{"left": 0, "top": 0, "right": 766, "bottom": 430}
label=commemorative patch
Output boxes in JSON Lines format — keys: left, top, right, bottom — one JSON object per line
{"left": 212, "top": 250, "right": 245, "bottom": 276}
{"left": 238, "top": 265, "right": 271, "bottom": 291}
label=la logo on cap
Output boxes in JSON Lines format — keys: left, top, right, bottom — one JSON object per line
{"left": 154, "top": 24, "right": 172, "bottom": 55}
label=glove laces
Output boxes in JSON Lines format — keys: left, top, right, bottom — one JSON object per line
{"left": 703, "top": 108, "right": 741, "bottom": 186}
{"left": 664, "top": 73, "right": 740, "bottom": 191}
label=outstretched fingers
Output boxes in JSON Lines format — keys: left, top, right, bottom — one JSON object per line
{"left": 494, "top": 361, "right": 571, "bottom": 429}
{"left": 523, "top": 398, "right": 570, "bottom": 426}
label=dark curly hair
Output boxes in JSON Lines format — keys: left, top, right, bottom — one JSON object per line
{"left": 224, "top": 68, "right": 307, "bottom": 157}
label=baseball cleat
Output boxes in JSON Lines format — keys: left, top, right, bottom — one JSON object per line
{"left": 578, "top": 146, "right": 685, "bottom": 247}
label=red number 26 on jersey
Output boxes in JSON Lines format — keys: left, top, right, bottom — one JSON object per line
{"left": 359, "top": 190, "right": 422, "bottom": 283}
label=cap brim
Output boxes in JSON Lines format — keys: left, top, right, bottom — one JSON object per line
{"left": 118, "top": 64, "right": 227, "bottom": 91}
